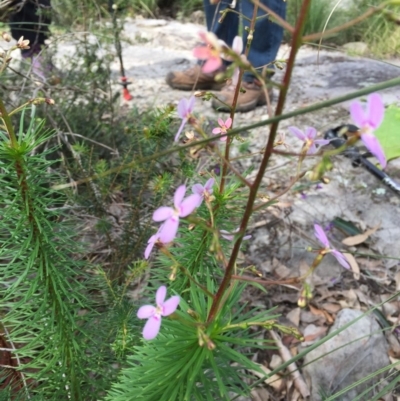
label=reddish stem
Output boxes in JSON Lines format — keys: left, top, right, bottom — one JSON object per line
{"left": 207, "top": 0, "right": 313, "bottom": 323}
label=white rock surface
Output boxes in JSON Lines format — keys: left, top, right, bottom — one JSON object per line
{"left": 303, "top": 308, "right": 390, "bottom": 401}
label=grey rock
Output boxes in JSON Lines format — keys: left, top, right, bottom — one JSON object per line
{"left": 303, "top": 308, "right": 390, "bottom": 401}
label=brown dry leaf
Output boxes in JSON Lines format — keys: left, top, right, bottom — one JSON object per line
{"left": 381, "top": 294, "right": 398, "bottom": 317}
{"left": 341, "top": 224, "right": 380, "bottom": 246}
{"left": 290, "top": 388, "right": 301, "bottom": 401}
{"left": 270, "top": 331, "right": 310, "bottom": 398}
{"left": 250, "top": 363, "right": 283, "bottom": 391}
{"left": 302, "top": 324, "right": 327, "bottom": 344}
{"left": 388, "top": 334, "right": 400, "bottom": 358}
{"left": 354, "top": 288, "right": 370, "bottom": 306}
{"left": 389, "top": 356, "right": 400, "bottom": 370}
{"left": 343, "top": 252, "right": 360, "bottom": 280}
{"left": 321, "top": 302, "right": 341, "bottom": 314}
{"left": 287, "top": 307, "right": 301, "bottom": 327}
{"left": 338, "top": 289, "right": 360, "bottom": 309}
{"left": 309, "top": 304, "right": 334, "bottom": 324}
{"left": 250, "top": 387, "right": 271, "bottom": 401}
{"left": 273, "top": 260, "right": 293, "bottom": 279}
{"left": 270, "top": 354, "right": 283, "bottom": 370}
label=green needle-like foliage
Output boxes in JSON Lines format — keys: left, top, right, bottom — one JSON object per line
{"left": 107, "top": 282, "right": 278, "bottom": 401}
{"left": 0, "top": 111, "right": 101, "bottom": 399}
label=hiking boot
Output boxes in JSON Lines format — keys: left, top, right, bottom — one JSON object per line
{"left": 166, "top": 64, "right": 225, "bottom": 91}
{"left": 211, "top": 79, "right": 273, "bottom": 113}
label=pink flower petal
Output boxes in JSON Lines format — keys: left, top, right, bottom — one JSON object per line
{"left": 314, "top": 224, "right": 330, "bottom": 248}
{"left": 205, "top": 178, "right": 214, "bottom": 191}
{"left": 174, "top": 185, "right": 186, "bottom": 208}
{"left": 361, "top": 134, "right": 387, "bottom": 168}
{"left": 350, "top": 100, "right": 366, "bottom": 127}
{"left": 331, "top": 250, "right": 350, "bottom": 269}
{"left": 212, "top": 127, "right": 222, "bottom": 134}
{"left": 202, "top": 57, "right": 222, "bottom": 74}
{"left": 162, "top": 295, "right": 180, "bottom": 316}
{"left": 198, "top": 31, "right": 207, "bottom": 43}
{"left": 174, "top": 118, "right": 187, "bottom": 142}
{"left": 156, "top": 285, "right": 167, "bottom": 305}
{"left": 232, "top": 67, "right": 240, "bottom": 86}
{"left": 192, "top": 183, "right": 204, "bottom": 195}
{"left": 137, "top": 305, "right": 155, "bottom": 319}
{"left": 220, "top": 230, "right": 233, "bottom": 241}
{"left": 305, "top": 127, "right": 317, "bottom": 140}
{"left": 225, "top": 117, "right": 232, "bottom": 129}
{"left": 179, "top": 194, "right": 201, "bottom": 217}
{"left": 153, "top": 206, "right": 174, "bottom": 222}
{"left": 217, "top": 117, "right": 224, "bottom": 126}
{"left": 307, "top": 143, "right": 317, "bottom": 155}
{"left": 220, "top": 135, "right": 227, "bottom": 142}
{"left": 232, "top": 36, "right": 243, "bottom": 54}
{"left": 177, "top": 98, "right": 188, "bottom": 119}
{"left": 144, "top": 238, "right": 156, "bottom": 259}
{"left": 142, "top": 316, "right": 162, "bottom": 340}
{"left": 159, "top": 217, "right": 179, "bottom": 243}
{"left": 366, "top": 93, "right": 384, "bottom": 129}
{"left": 188, "top": 96, "right": 195, "bottom": 112}
{"left": 314, "top": 139, "right": 330, "bottom": 147}
{"left": 193, "top": 46, "right": 211, "bottom": 60}
{"left": 288, "top": 126, "right": 306, "bottom": 141}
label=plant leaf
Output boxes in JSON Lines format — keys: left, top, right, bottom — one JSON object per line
{"left": 374, "top": 105, "right": 400, "bottom": 161}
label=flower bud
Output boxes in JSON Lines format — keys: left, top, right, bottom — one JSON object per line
{"left": 17, "top": 36, "right": 30, "bottom": 50}
{"left": 2, "top": 32, "right": 11, "bottom": 42}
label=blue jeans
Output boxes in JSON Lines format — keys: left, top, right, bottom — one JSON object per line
{"left": 203, "top": 0, "right": 286, "bottom": 81}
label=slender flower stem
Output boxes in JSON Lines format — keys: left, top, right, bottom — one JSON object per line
{"left": 207, "top": 0, "right": 313, "bottom": 324}
{"left": 220, "top": 2, "right": 259, "bottom": 194}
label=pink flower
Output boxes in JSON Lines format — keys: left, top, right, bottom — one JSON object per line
{"left": 288, "top": 126, "right": 330, "bottom": 154}
{"left": 314, "top": 224, "right": 350, "bottom": 269}
{"left": 137, "top": 285, "right": 180, "bottom": 340}
{"left": 220, "top": 228, "right": 251, "bottom": 241}
{"left": 144, "top": 225, "right": 164, "bottom": 259}
{"left": 231, "top": 36, "right": 243, "bottom": 86}
{"left": 153, "top": 185, "right": 201, "bottom": 243}
{"left": 175, "top": 96, "right": 195, "bottom": 142}
{"left": 350, "top": 93, "right": 386, "bottom": 168}
{"left": 193, "top": 31, "right": 224, "bottom": 74}
{"left": 212, "top": 117, "right": 232, "bottom": 141}
{"left": 192, "top": 178, "right": 214, "bottom": 207}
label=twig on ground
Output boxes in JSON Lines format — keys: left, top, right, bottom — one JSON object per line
{"left": 270, "top": 330, "right": 310, "bottom": 398}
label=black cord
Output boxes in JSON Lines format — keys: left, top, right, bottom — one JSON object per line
{"left": 324, "top": 125, "right": 400, "bottom": 196}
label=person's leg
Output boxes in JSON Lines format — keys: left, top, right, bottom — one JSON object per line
{"left": 241, "top": 0, "right": 286, "bottom": 81}
{"left": 9, "top": 0, "right": 52, "bottom": 79}
{"left": 203, "top": 0, "right": 238, "bottom": 48}
{"left": 212, "top": 0, "right": 287, "bottom": 112}
{"left": 10, "top": 0, "right": 51, "bottom": 57}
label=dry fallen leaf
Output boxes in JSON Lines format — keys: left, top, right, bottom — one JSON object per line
{"left": 250, "top": 363, "right": 283, "bottom": 391}
{"left": 395, "top": 271, "right": 400, "bottom": 292}
{"left": 287, "top": 307, "right": 301, "bottom": 327}
{"left": 342, "top": 224, "right": 380, "bottom": 246}
{"left": 302, "top": 324, "right": 327, "bottom": 344}
{"left": 309, "top": 304, "right": 334, "bottom": 324}
{"left": 338, "top": 289, "right": 360, "bottom": 309}
{"left": 343, "top": 252, "right": 360, "bottom": 280}
{"left": 321, "top": 302, "right": 341, "bottom": 314}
